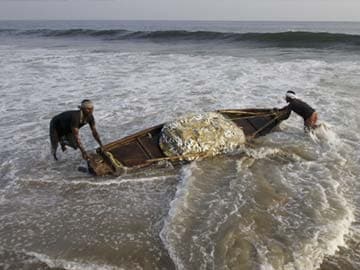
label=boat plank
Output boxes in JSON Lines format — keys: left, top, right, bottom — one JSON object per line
{"left": 137, "top": 133, "right": 164, "bottom": 159}
{"left": 111, "top": 140, "right": 150, "bottom": 167}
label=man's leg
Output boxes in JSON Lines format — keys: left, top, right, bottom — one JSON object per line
{"left": 312, "top": 112, "right": 318, "bottom": 127}
{"left": 305, "top": 112, "right": 318, "bottom": 130}
{"left": 49, "top": 121, "right": 59, "bottom": 160}
{"left": 309, "top": 112, "right": 318, "bottom": 128}
{"left": 61, "top": 133, "right": 78, "bottom": 150}
{"left": 60, "top": 141, "right": 67, "bottom": 152}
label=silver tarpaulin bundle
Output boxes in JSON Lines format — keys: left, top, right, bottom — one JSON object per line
{"left": 159, "top": 112, "right": 246, "bottom": 160}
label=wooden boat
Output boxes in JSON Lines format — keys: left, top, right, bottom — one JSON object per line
{"left": 87, "top": 107, "right": 291, "bottom": 176}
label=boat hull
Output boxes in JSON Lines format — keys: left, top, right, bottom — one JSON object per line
{"left": 88, "top": 107, "right": 290, "bottom": 176}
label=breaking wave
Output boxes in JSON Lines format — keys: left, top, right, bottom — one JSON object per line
{"left": 1, "top": 28, "right": 360, "bottom": 49}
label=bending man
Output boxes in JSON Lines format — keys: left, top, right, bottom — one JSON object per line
{"left": 284, "top": 90, "right": 318, "bottom": 130}
{"left": 49, "top": 99, "right": 103, "bottom": 161}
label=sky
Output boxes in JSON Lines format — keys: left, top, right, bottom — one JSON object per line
{"left": 0, "top": 0, "right": 360, "bottom": 21}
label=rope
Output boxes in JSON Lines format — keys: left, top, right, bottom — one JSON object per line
{"left": 145, "top": 152, "right": 209, "bottom": 163}
{"left": 217, "top": 110, "right": 273, "bottom": 115}
{"left": 226, "top": 114, "right": 276, "bottom": 121}
{"left": 103, "top": 151, "right": 125, "bottom": 171}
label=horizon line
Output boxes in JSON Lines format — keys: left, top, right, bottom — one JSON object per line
{"left": 1, "top": 19, "right": 360, "bottom": 23}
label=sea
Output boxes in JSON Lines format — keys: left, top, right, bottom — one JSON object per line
{"left": 0, "top": 20, "right": 360, "bottom": 270}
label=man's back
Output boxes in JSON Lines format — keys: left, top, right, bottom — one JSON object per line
{"left": 288, "top": 99, "right": 315, "bottom": 120}
{"left": 52, "top": 110, "right": 81, "bottom": 136}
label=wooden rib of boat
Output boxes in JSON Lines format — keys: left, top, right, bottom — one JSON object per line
{"left": 87, "top": 107, "right": 291, "bottom": 176}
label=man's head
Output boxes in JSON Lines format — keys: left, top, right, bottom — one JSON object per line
{"left": 80, "top": 99, "right": 94, "bottom": 115}
{"left": 285, "top": 90, "right": 297, "bottom": 102}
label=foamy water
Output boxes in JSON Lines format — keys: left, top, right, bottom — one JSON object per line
{"left": 1, "top": 21, "right": 360, "bottom": 270}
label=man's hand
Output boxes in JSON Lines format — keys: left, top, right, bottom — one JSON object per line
{"left": 82, "top": 151, "right": 90, "bottom": 161}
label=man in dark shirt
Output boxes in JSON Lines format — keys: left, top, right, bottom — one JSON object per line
{"left": 284, "top": 90, "right": 318, "bottom": 130}
{"left": 49, "top": 99, "right": 103, "bottom": 161}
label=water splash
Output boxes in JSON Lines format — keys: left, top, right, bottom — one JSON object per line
{"left": 309, "top": 122, "right": 341, "bottom": 147}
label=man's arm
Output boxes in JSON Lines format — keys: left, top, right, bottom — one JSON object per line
{"left": 90, "top": 124, "right": 103, "bottom": 148}
{"left": 73, "top": 127, "right": 89, "bottom": 160}
{"left": 279, "top": 104, "right": 291, "bottom": 111}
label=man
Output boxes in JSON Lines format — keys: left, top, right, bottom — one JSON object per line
{"left": 49, "top": 99, "right": 103, "bottom": 161}
{"left": 284, "top": 90, "right": 318, "bottom": 130}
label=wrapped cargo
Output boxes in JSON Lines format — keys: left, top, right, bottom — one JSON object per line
{"left": 159, "top": 112, "right": 246, "bottom": 160}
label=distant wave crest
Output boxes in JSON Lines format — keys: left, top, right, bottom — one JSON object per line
{"left": 1, "top": 28, "right": 360, "bottom": 48}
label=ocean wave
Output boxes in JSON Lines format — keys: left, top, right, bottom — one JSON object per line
{"left": 26, "top": 251, "right": 121, "bottom": 270}
{"left": 1, "top": 28, "right": 360, "bottom": 48}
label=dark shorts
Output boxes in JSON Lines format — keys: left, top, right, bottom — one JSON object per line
{"left": 50, "top": 120, "right": 78, "bottom": 152}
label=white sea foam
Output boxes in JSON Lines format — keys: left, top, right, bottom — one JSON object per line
{"left": 284, "top": 206, "right": 354, "bottom": 270}
{"left": 277, "top": 161, "right": 355, "bottom": 270}
{"left": 233, "top": 123, "right": 356, "bottom": 270}
{"left": 160, "top": 163, "right": 197, "bottom": 270}
{"left": 19, "top": 176, "right": 173, "bottom": 186}
{"left": 309, "top": 122, "right": 342, "bottom": 146}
